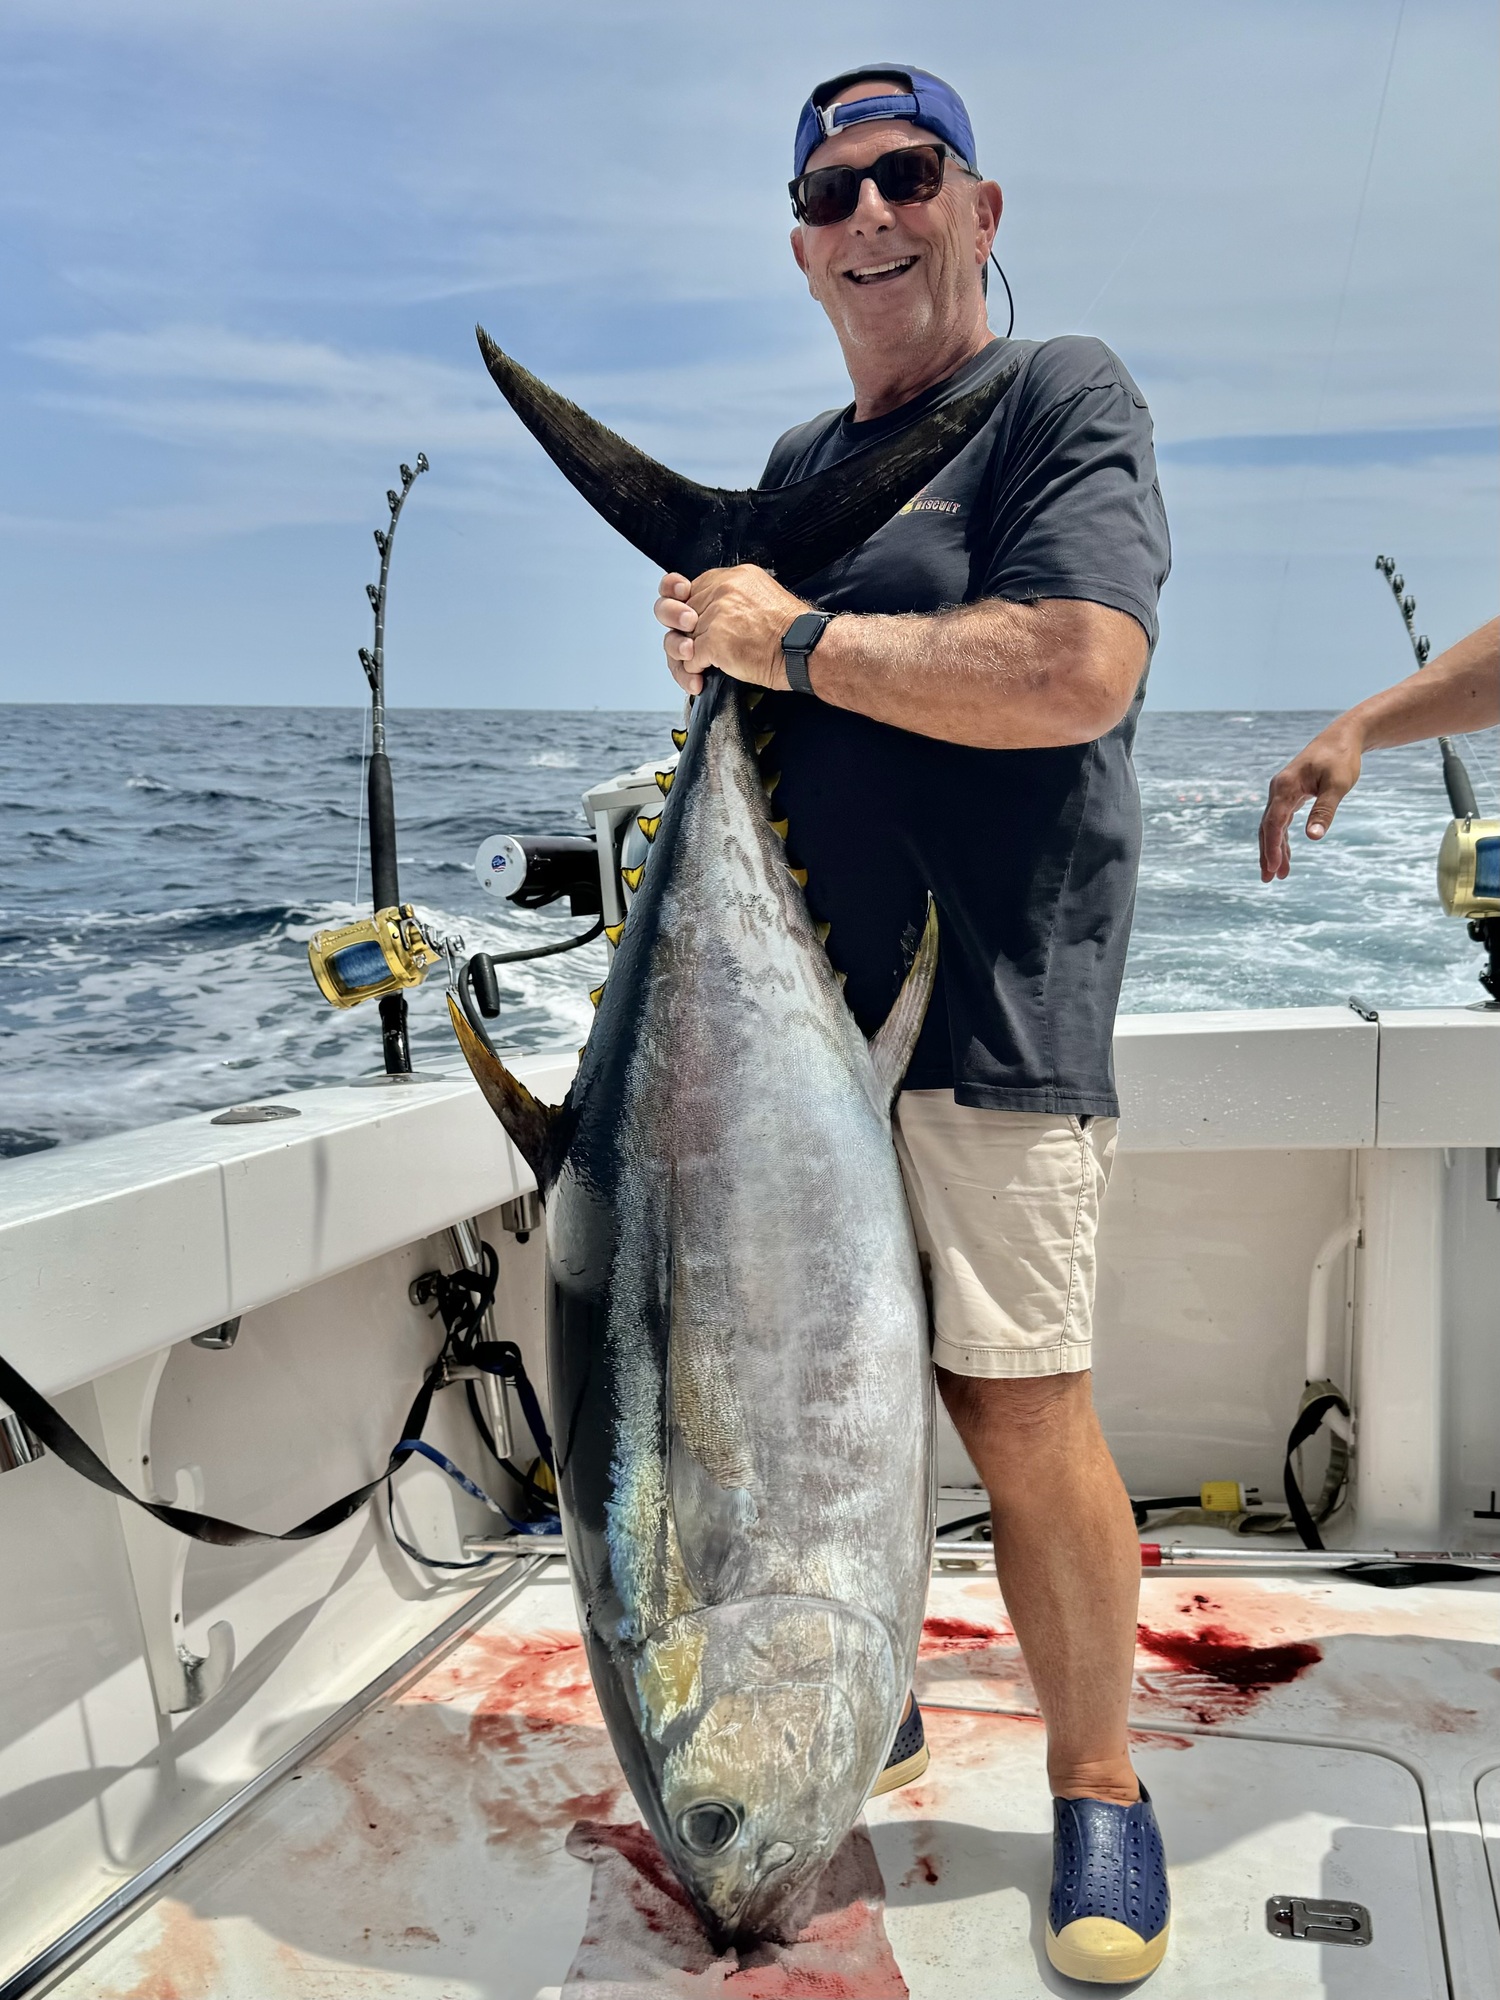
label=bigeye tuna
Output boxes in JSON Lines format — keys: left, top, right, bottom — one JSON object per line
{"left": 449, "top": 668, "right": 939, "bottom": 1943}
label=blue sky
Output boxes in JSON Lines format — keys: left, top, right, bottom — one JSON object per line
{"left": 1, "top": 0, "right": 1495, "bottom": 712}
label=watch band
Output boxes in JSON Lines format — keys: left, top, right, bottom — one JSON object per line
{"left": 781, "top": 611, "right": 835, "bottom": 696}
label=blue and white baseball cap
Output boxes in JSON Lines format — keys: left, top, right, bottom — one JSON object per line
{"left": 794, "top": 64, "right": 979, "bottom": 178}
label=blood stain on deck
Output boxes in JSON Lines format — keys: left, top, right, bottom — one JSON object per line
{"left": 1135, "top": 1619, "right": 1322, "bottom": 1723}
{"left": 99, "top": 1898, "right": 221, "bottom": 2000}
{"left": 916, "top": 1613, "right": 1035, "bottom": 1713}
{"left": 920, "top": 1614, "right": 1011, "bottom": 1653}
{"left": 288, "top": 1626, "right": 629, "bottom": 1885}
{"left": 460, "top": 1631, "right": 628, "bottom": 1850}
{"left": 563, "top": 1819, "right": 909, "bottom": 1996}
{"left": 409, "top": 1627, "right": 601, "bottom": 1728}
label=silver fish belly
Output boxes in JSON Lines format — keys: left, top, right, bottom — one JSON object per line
{"left": 452, "top": 672, "right": 934, "bottom": 1943}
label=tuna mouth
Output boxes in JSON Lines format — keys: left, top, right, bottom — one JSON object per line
{"left": 846, "top": 254, "right": 918, "bottom": 285}
{"left": 726, "top": 1852, "right": 812, "bottom": 1948}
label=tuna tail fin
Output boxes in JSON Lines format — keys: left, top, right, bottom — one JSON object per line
{"left": 477, "top": 327, "right": 1020, "bottom": 587}
{"left": 447, "top": 993, "right": 560, "bottom": 1184}
{"left": 867, "top": 898, "right": 940, "bottom": 1106}
{"left": 477, "top": 328, "right": 727, "bottom": 579}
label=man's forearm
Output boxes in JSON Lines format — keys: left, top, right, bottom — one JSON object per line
{"left": 806, "top": 596, "right": 1147, "bottom": 749}
{"left": 1339, "top": 617, "right": 1499, "bottom": 753}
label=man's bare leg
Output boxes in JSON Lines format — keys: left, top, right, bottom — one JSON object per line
{"left": 938, "top": 1367, "right": 1140, "bottom": 1803}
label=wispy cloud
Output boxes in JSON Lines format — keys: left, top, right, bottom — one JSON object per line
{"left": 13, "top": 319, "right": 850, "bottom": 543}
{"left": 1159, "top": 424, "right": 1500, "bottom": 470}
{"left": 28, "top": 326, "right": 508, "bottom": 454}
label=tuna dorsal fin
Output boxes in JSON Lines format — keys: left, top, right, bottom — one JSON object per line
{"left": 447, "top": 993, "right": 560, "bottom": 1183}
{"left": 867, "top": 898, "right": 940, "bottom": 1105}
{"left": 477, "top": 327, "right": 1021, "bottom": 587}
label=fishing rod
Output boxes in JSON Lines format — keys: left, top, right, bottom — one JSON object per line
{"left": 1374, "top": 556, "right": 1479, "bottom": 818}
{"left": 306, "top": 453, "right": 607, "bottom": 1072}
{"left": 1375, "top": 555, "right": 1499, "bottom": 1007}
{"left": 308, "top": 455, "right": 445, "bottom": 1074}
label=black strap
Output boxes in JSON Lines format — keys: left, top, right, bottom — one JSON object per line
{"left": 1340, "top": 1560, "right": 1495, "bottom": 1589}
{"left": 0, "top": 1233, "right": 558, "bottom": 1551}
{"left": 0, "top": 1347, "right": 439, "bottom": 1547}
{"left": 1282, "top": 1387, "right": 1350, "bottom": 1551}
{"left": 415, "top": 1248, "right": 555, "bottom": 1473}
{"left": 470, "top": 1340, "right": 554, "bottom": 1471}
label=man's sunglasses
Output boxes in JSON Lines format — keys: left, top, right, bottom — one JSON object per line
{"left": 789, "top": 142, "right": 975, "bottom": 229}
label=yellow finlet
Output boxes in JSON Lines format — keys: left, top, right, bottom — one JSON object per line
{"left": 790, "top": 866, "right": 808, "bottom": 888}
{"left": 769, "top": 817, "right": 789, "bottom": 840}
{"left": 815, "top": 920, "right": 831, "bottom": 944}
{"left": 655, "top": 768, "right": 675, "bottom": 796}
{"left": 588, "top": 985, "right": 605, "bottom": 1009}
{"left": 670, "top": 726, "right": 688, "bottom": 750}
{"left": 637, "top": 811, "right": 662, "bottom": 842}
{"left": 745, "top": 687, "right": 765, "bottom": 710}
{"left": 835, "top": 969, "right": 847, "bottom": 990}
{"left": 762, "top": 771, "right": 781, "bottom": 799}
{"left": 754, "top": 730, "right": 775, "bottom": 754}
{"left": 621, "top": 862, "right": 646, "bottom": 892}
{"left": 604, "top": 921, "right": 626, "bottom": 947}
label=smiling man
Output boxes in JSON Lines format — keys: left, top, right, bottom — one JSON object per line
{"left": 654, "top": 64, "right": 1171, "bottom": 1983}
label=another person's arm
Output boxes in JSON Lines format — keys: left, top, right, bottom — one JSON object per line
{"left": 653, "top": 565, "right": 1147, "bottom": 749}
{"left": 1257, "top": 618, "right": 1499, "bottom": 882}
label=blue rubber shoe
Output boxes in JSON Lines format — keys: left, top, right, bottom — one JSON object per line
{"left": 1046, "top": 1786, "right": 1170, "bottom": 1983}
{"left": 870, "top": 1694, "right": 929, "bottom": 1796}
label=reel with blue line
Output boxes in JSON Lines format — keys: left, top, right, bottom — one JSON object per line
{"left": 308, "top": 904, "right": 443, "bottom": 1010}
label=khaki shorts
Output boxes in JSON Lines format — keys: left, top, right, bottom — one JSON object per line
{"left": 893, "top": 1091, "right": 1118, "bottom": 1379}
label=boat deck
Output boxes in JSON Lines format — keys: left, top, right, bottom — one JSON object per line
{"left": 52, "top": 1561, "right": 1500, "bottom": 1999}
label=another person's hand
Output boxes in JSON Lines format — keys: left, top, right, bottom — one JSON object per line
{"left": 654, "top": 566, "right": 809, "bottom": 697}
{"left": 1257, "top": 616, "right": 1498, "bottom": 882}
{"left": 1258, "top": 723, "right": 1364, "bottom": 881}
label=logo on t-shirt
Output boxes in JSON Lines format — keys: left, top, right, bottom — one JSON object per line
{"left": 898, "top": 483, "right": 963, "bottom": 517}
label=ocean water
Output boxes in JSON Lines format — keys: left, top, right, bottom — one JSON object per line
{"left": 1, "top": 703, "right": 1494, "bottom": 1156}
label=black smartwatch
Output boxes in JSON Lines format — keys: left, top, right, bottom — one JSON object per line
{"left": 780, "top": 611, "right": 835, "bottom": 696}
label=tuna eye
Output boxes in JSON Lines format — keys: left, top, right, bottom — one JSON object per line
{"left": 677, "top": 1800, "right": 741, "bottom": 1856}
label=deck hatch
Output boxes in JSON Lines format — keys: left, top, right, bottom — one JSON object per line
{"left": 1266, "top": 1895, "right": 1372, "bottom": 1946}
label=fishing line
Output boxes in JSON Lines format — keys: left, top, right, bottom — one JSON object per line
{"left": 1074, "top": 196, "right": 1166, "bottom": 329}
{"left": 350, "top": 702, "right": 370, "bottom": 908}
{"left": 1263, "top": 0, "right": 1406, "bottom": 672}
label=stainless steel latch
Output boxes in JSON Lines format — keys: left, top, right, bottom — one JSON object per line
{"left": 1266, "top": 1896, "right": 1372, "bottom": 1946}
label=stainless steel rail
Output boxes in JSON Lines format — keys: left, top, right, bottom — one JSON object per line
{"left": 464, "top": 1532, "right": 1500, "bottom": 1578}
{"left": 934, "top": 1543, "right": 1500, "bottom": 1575}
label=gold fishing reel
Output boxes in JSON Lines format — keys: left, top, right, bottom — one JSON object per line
{"left": 308, "top": 905, "right": 442, "bottom": 1009}
{"left": 1437, "top": 817, "right": 1500, "bottom": 919}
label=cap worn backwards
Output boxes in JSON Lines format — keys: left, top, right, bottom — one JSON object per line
{"left": 793, "top": 64, "right": 979, "bottom": 179}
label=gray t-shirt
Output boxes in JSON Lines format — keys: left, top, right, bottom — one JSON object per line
{"left": 756, "top": 334, "right": 1171, "bottom": 1115}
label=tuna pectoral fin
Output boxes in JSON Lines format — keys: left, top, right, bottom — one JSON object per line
{"left": 867, "top": 898, "right": 940, "bottom": 1105}
{"left": 447, "top": 993, "right": 560, "bottom": 1183}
